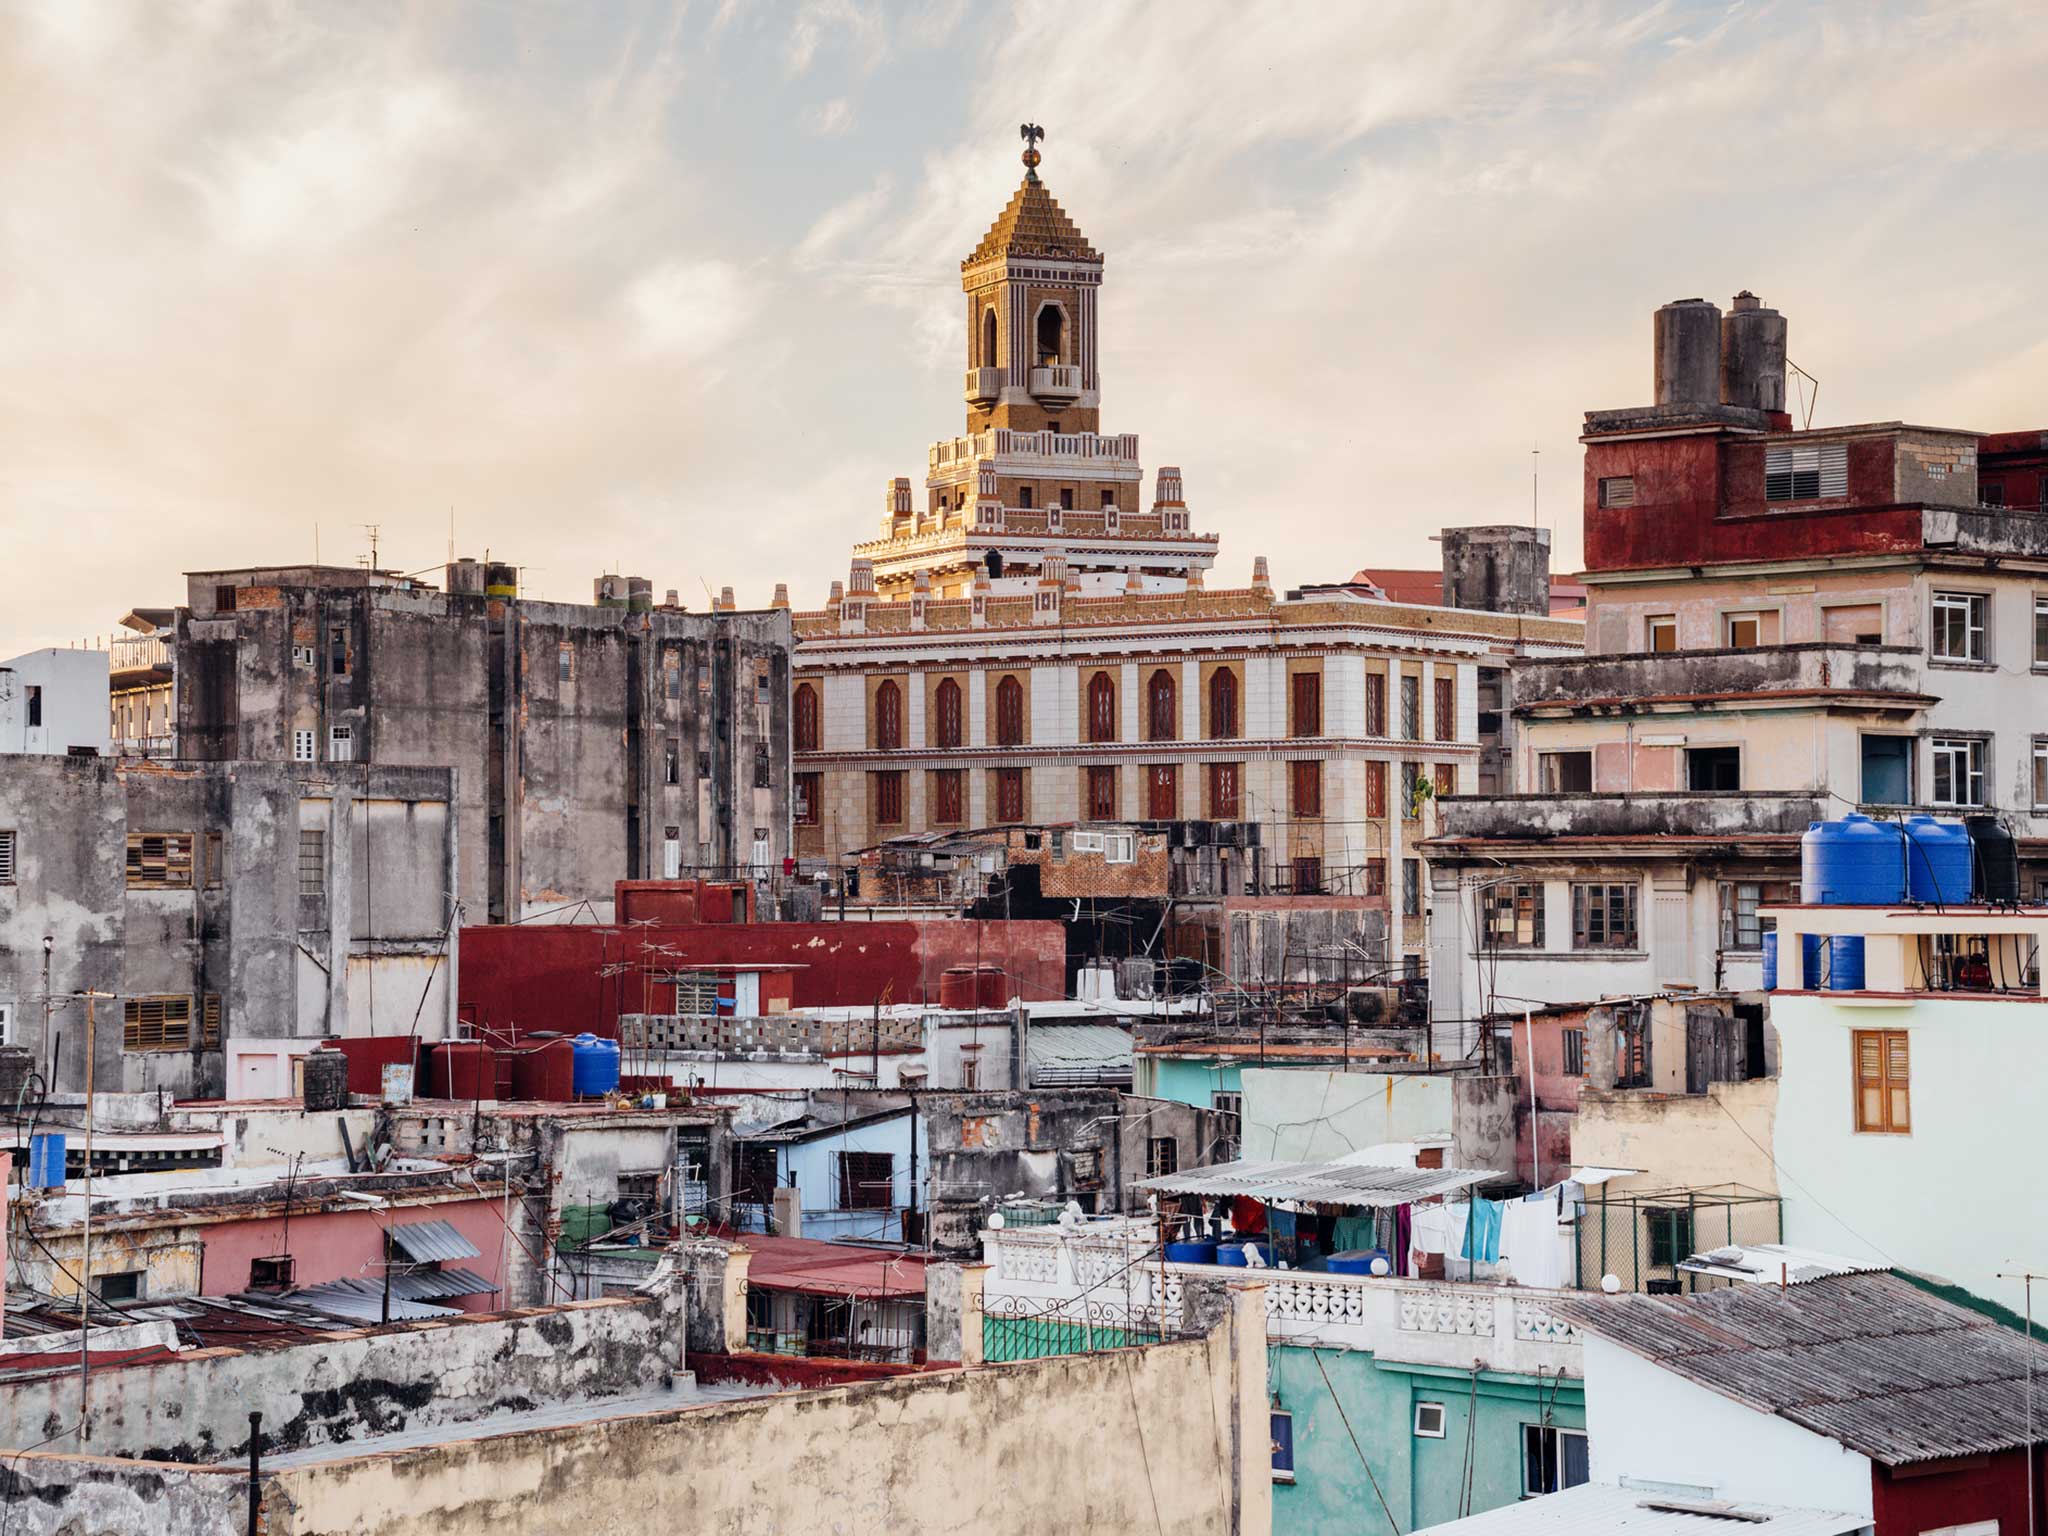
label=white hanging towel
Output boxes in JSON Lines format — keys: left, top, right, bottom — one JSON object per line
{"left": 1499, "top": 1195, "right": 1574, "bottom": 1289}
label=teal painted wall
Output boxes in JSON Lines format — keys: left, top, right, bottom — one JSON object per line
{"left": 1145, "top": 1056, "right": 1243, "bottom": 1110}
{"left": 1268, "top": 1344, "right": 1583, "bottom": 1535}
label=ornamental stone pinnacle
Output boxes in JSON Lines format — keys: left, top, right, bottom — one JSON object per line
{"left": 1020, "top": 122, "right": 1044, "bottom": 181}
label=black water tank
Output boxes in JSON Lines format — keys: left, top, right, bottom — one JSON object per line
{"left": 302, "top": 1048, "right": 349, "bottom": 1112}
{"left": 1965, "top": 816, "right": 2020, "bottom": 905}
{"left": 0, "top": 1046, "right": 33, "bottom": 1108}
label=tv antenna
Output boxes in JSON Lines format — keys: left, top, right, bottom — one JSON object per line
{"left": 361, "top": 524, "right": 382, "bottom": 572}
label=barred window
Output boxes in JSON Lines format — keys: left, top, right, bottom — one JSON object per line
{"left": 124, "top": 995, "right": 192, "bottom": 1052}
{"left": 0, "top": 829, "right": 14, "bottom": 885}
{"left": 126, "top": 833, "right": 194, "bottom": 890}
{"left": 298, "top": 830, "right": 326, "bottom": 898}
{"left": 202, "top": 993, "right": 223, "bottom": 1047}
{"left": 1482, "top": 883, "right": 1545, "bottom": 948}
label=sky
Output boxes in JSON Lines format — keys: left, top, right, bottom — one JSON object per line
{"left": 3, "top": 0, "right": 2047, "bottom": 653}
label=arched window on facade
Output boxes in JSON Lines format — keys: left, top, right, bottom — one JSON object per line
{"left": 1208, "top": 668, "right": 1239, "bottom": 740}
{"left": 982, "top": 307, "right": 999, "bottom": 369}
{"left": 934, "top": 678, "right": 963, "bottom": 749}
{"left": 874, "top": 679, "right": 902, "bottom": 751}
{"left": 1086, "top": 671, "right": 1117, "bottom": 744}
{"left": 1147, "top": 669, "right": 1177, "bottom": 743}
{"left": 995, "top": 675, "right": 1025, "bottom": 747}
{"left": 1037, "top": 304, "right": 1065, "bottom": 367}
{"left": 793, "top": 683, "right": 819, "bottom": 754}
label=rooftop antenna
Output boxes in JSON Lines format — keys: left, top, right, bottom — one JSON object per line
{"left": 361, "top": 524, "right": 381, "bottom": 572}
{"left": 1787, "top": 359, "right": 1820, "bottom": 430}
{"left": 448, "top": 507, "right": 455, "bottom": 565}
{"left": 1531, "top": 446, "right": 1540, "bottom": 529}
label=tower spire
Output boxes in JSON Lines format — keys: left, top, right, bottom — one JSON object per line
{"left": 1020, "top": 123, "right": 1044, "bottom": 183}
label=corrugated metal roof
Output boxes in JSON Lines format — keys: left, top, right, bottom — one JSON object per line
{"left": 1677, "top": 1244, "right": 1889, "bottom": 1287}
{"left": 389, "top": 1267, "right": 497, "bottom": 1301}
{"left": 388, "top": 1218, "right": 482, "bottom": 1263}
{"left": 238, "top": 1280, "right": 458, "bottom": 1323}
{"left": 1409, "top": 1483, "right": 1871, "bottom": 1536}
{"left": 1138, "top": 1156, "right": 1498, "bottom": 1208}
{"left": 1028, "top": 1023, "right": 1135, "bottom": 1087}
{"left": 1558, "top": 1271, "right": 2048, "bottom": 1465}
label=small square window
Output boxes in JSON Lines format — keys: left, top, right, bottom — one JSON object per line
{"left": 1598, "top": 476, "right": 1636, "bottom": 508}
{"left": 1647, "top": 615, "right": 1677, "bottom": 652}
{"left": 1414, "top": 1402, "right": 1447, "bottom": 1438}
{"left": 293, "top": 729, "right": 316, "bottom": 763}
{"left": 558, "top": 642, "right": 575, "bottom": 684}
{"left": 1271, "top": 1409, "right": 1295, "bottom": 1483}
{"left": 0, "top": 829, "right": 15, "bottom": 886}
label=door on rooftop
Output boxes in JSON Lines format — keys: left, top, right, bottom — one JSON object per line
{"left": 1861, "top": 735, "right": 1913, "bottom": 806}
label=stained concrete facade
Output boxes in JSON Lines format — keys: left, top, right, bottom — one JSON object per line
{"left": 0, "top": 755, "right": 455, "bottom": 1098}
{"left": 0, "top": 645, "right": 111, "bottom": 756}
{"left": 175, "top": 564, "right": 792, "bottom": 923}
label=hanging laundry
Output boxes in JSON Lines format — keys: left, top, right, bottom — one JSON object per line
{"left": 1462, "top": 1197, "right": 1504, "bottom": 1264}
{"left": 1499, "top": 1194, "right": 1574, "bottom": 1289}
{"left": 1331, "top": 1213, "right": 1376, "bottom": 1252}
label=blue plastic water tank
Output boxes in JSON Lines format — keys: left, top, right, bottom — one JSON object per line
{"left": 1164, "top": 1239, "right": 1219, "bottom": 1265}
{"left": 570, "top": 1033, "right": 621, "bottom": 1097}
{"left": 1800, "top": 933, "right": 1827, "bottom": 988}
{"left": 1902, "top": 816, "right": 1973, "bottom": 905}
{"left": 1827, "top": 937, "right": 1866, "bottom": 991}
{"left": 1761, "top": 932, "right": 1778, "bottom": 990}
{"left": 1800, "top": 815, "right": 1906, "bottom": 906}
{"left": 27, "top": 1132, "right": 66, "bottom": 1190}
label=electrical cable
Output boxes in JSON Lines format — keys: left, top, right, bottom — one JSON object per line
{"left": 1309, "top": 1346, "right": 1401, "bottom": 1535}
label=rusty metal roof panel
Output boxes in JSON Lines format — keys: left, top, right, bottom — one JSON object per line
{"left": 387, "top": 1219, "right": 482, "bottom": 1263}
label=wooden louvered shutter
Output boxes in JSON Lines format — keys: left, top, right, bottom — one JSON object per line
{"left": 1886, "top": 1032, "right": 1910, "bottom": 1133}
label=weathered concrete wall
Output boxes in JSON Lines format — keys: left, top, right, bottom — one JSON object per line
{"left": 256, "top": 1285, "right": 1272, "bottom": 1536}
{"left": 1440, "top": 525, "right": 1551, "bottom": 617}
{"left": 1571, "top": 1078, "right": 1779, "bottom": 1196}
{"left": 0, "top": 1456, "right": 246, "bottom": 1536}
{"left": 0, "top": 1292, "right": 686, "bottom": 1463}
{"left": 1224, "top": 899, "right": 1387, "bottom": 987}
{"left": 920, "top": 1088, "right": 1133, "bottom": 1254}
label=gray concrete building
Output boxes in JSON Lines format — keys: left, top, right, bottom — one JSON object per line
{"left": 174, "top": 562, "right": 794, "bottom": 923}
{"left": 0, "top": 754, "right": 456, "bottom": 1099}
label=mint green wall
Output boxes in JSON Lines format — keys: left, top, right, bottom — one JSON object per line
{"left": 1144, "top": 1056, "right": 1243, "bottom": 1110}
{"left": 1269, "top": 1345, "right": 1583, "bottom": 1534}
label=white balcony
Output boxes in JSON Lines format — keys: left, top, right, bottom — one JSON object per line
{"left": 1028, "top": 363, "right": 1082, "bottom": 405}
{"left": 963, "top": 367, "right": 1002, "bottom": 408}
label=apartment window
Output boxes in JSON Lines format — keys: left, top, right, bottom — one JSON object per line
{"left": 1719, "top": 882, "right": 1766, "bottom": 951}
{"left": 1059, "top": 486, "right": 1074, "bottom": 511}
{"left": 1143, "top": 669, "right": 1178, "bottom": 743}
{"left": 1433, "top": 675, "right": 1455, "bottom": 741}
{"left": 1290, "top": 760, "right": 1323, "bottom": 818}
{"left": 1433, "top": 762, "right": 1455, "bottom": 799}
{"left": 1212, "top": 1091, "right": 1242, "bottom": 1159}
{"left": 1572, "top": 882, "right": 1639, "bottom": 949}
{"left": 1399, "top": 675, "right": 1420, "bottom": 739}
{"left": 298, "top": 829, "right": 326, "bottom": 897}
{"left": 1086, "top": 672, "right": 1117, "bottom": 743}
{"left": 1854, "top": 1029, "right": 1911, "bottom": 1134}
{"left": 791, "top": 771, "right": 820, "bottom": 826}
{"left": 1208, "top": 762, "right": 1240, "bottom": 820}
{"left": 1764, "top": 441, "right": 1848, "bottom": 501}
{"left": 556, "top": 642, "right": 574, "bottom": 684}
{"left": 1018, "top": 486, "right": 1033, "bottom": 509}
{"left": 1482, "top": 883, "right": 1545, "bottom": 948}
{"left": 1931, "top": 591, "right": 1988, "bottom": 663}
{"left": 1539, "top": 751, "right": 1593, "bottom": 794}
{"left": 1931, "top": 737, "right": 1986, "bottom": 807}
{"left": 873, "top": 771, "right": 904, "bottom": 826}
{"left": 1862, "top": 735, "right": 1914, "bottom": 805}
{"left": 1147, "top": 763, "right": 1177, "bottom": 820}
{"left": 1271, "top": 1408, "right": 1296, "bottom": 1484}
{"left": 1101, "top": 490, "right": 1116, "bottom": 511}
{"left": 1086, "top": 765, "right": 1118, "bottom": 821}
{"left": 1402, "top": 859, "right": 1421, "bottom": 918}
{"left": 664, "top": 740, "right": 681, "bottom": 785}
{"left": 1686, "top": 746, "right": 1740, "bottom": 791}
{"left": 0, "top": 829, "right": 13, "bottom": 885}
{"left": 1146, "top": 1137, "right": 1179, "bottom": 1178}
{"left": 2036, "top": 596, "right": 2048, "bottom": 667}
{"left": 202, "top": 993, "right": 222, "bottom": 1048}
{"left": 1365, "top": 760, "right": 1388, "bottom": 818}
{"left": 934, "top": 678, "right": 963, "bottom": 749}
{"left": 1207, "top": 668, "right": 1239, "bottom": 740}
{"left": 2034, "top": 740, "right": 2048, "bottom": 808}
{"left": 1981, "top": 480, "right": 2007, "bottom": 509}
{"left": 124, "top": 995, "right": 192, "bottom": 1052}
{"left": 329, "top": 625, "right": 349, "bottom": 676}
{"left": 1724, "top": 612, "right": 1764, "bottom": 649}
{"left": 995, "top": 675, "right": 1026, "bottom": 746}
{"left": 873, "top": 680, "right": 903, "bottom": 751}
{"left": 1415, "top": 1402, "right": 1448, "bottom": 1438}
{"left": 754, "top": 741, "right": 771, "bottom": 789}
{"left": 1597, "top": 475, "right": 1636, "bottom": 508}
{"left": 996, "top": 767, "right": 1026, "bottom": 823}
{"left": 1647, "top": 1207, "right": 1696, "bottom": 1268}
{"left": 837, "top": 1151, "right": 894, "bottom": 1210}
{"left": 1290, "top": 671, "right": 1321, "bottom": 737}
{"left": 1290, "top": 856, "right": 1324, "bottom": 894}
{"left": 1522, "top": 1425, "right": 1591, "bottom": 1495}
{"left": 328, "top": 725, "right": 354, "bottom": 763}
{"left": 1647, "top": 615, "right": 1678, "bottom": 652}
{"left": 793, "top": 684, "right": 819, "bottom": 754}
{"left": 1366, "top": 672, "right": 1387, "bottom": 736}
{"left": 1402, "top": 766, "right": 1424, "bottom": 820}
{"left": 1363, "top": 858, "right": 1386, "bottom": 898}
{"left": 126, "top": 833, "right": 194, "bottom": 890}
{"left": 293, "top": 729, "right": 315, "bottom": 763}
{"left": 931, "top": 768, "right": 964, "bottom": 825}
{"left": 1104, "top": 831, "right": 1136, "bottom": 864}
{"left": 664, "top": 653, "right": 683, "bottom": 700}
{"left": 25, "top": 685, "right": 40, "bottom": 728}
{"left": 1562, "top": 1027, "right": 1586, "bottom": 1077}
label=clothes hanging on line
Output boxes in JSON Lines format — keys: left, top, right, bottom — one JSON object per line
{"left": 1461, "top": 1197, "right": 1504, "bottom": 1264}
{"left": 1499, "top": 1193, "right": 1574, "bottom": 1289}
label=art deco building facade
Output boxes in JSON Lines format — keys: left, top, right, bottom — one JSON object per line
{"left": 790, "top": 145, "right": 1582, "bottom": 971}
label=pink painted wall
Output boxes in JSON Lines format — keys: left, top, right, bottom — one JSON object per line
{"left": 1512, "top": 1014, "right": 1587, "bottom": 1186}
{"left": 200, "top": 1196, "right": 510, "bottom": 1311}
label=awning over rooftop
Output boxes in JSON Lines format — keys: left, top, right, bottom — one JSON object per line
{"left": 1409, "top": 1483, "right": 1871, "bottom": 1536}
{"left": 740, "top": 1236, "right": 929, "bottom": 1299}
{"left": 1138, "top": 1157, "right": 1499, "bottom": 1209}
{"left": 388, "top": 1219, "right": 482, "bottom": 1263}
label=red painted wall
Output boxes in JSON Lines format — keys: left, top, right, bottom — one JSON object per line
{"left": 200, "top": 1196, "right": 509, "bottom": 1310}
{"left": 1871, "top": 1447, "right": 2045, "bottom": 1536}
{"left": 458, "top": 920, "right": 1069, "bottom": 1038}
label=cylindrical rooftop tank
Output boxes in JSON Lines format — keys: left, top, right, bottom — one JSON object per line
{"left": 1654, "top": 298, "right": 1722, "bottom": 406}
{"left": 1903, "top": 816, "right": 1973, "bottom": 905}
{"left": 1827, "top": 937, "right": 1866, "bottom": 991}
{"left": 302, "top": 1047, "right": 349, "bottom": 1112}
{"left": 1800, "top": 816, "right": 1906, "bottom": 906}
{"left": 1800, "top": 933, "right": 1827, "bottom": 990}
{"left": 1719, "top": 291, "right": 1788, "bottom": 412}
{"left": 433, "top": 1041, "right": 498, "bottom": 1101}
{"left": 571, "top": 1033, "right": 622, "bottom": 1097}
{"left": 1761, "top": 931, "right": 1778, "bottom": 990}
{"left": 938, "top": 966, "right": 981, "bottom": 1010}
{"left": 1966, "top": 816, "right": 2020, "bottom": 904}
{"left": 484, "top": 561, "right": 519, "bottom": 599}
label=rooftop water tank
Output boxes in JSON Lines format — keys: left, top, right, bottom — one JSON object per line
{"left": 1761, "top": 931, "right": 1778, "bottom": 990}
{"left": 1800, "top": 815, "right": 1905, "bottom": 906}
{"left": 302, "top": 1047, "right": 349, "bottom": 1112}
{"left": 1826, "top": 936, "right": 1866, "bottom": 991}
{"left": 1966, "top": 816, "right": 2021, "bottom": 905}
{"left": 1903, "top": 816, "right": 1973, "bottom": 905}
{"left": 571, "top": 1033, "right": 621, "bottom": 1097}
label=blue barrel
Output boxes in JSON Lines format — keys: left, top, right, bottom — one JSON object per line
{"left": 1326, "top": 1250, "right": 1377, "bottom": 1275}
{"left": 27, "top": 1132, "right": 66, "bottom": 1190}
{"left": 1215, "top": 1241, "right": 1272, "bottom": 1268}
{"left": 1761, "top": 932, "right": 1778, "bottom": 989}
{"left": 1165, "top": 1240, "right": 1219, "bottom": 1265}
{"left": 1903, "top": 816, "right": 1973, "bottom": 905}
{"left": 570, "top": 1033, "right": 621, "bottom": 1096}
{"left": 1801, "top": 933, "right": 1828, "bottom": 989}
{"left": 1827, "top": 937, "right": 1866, "bottom": 990}
{"left": 1801, "top": 815, "right": 1906, "bottom": 906}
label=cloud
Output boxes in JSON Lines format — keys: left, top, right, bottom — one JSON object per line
{"left": 802, "top": 96, "right": 856, "bottom": 137}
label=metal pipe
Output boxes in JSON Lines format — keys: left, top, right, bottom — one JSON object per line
{"left": 247, "top": 1411, "right": 262, "bottom": 1536}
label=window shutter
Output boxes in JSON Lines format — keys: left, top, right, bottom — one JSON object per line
{"left": 1886, "top": 1032, "right": 1910, "bottom": 1131}
{"left": 0, "top": 830, "right": 14, "bottom": 884}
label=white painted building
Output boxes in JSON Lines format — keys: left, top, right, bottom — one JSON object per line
{"left": 0, "top": 647, "right": 111, "bottom": 757}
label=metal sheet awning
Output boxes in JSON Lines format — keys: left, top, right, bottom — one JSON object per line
{"left": 387, "top": 1219, "right": 482, "bottom": 1263}
{"left": 1138, "top": 1157, "right": 1500, "bottom": 1209}
{"left": 389, "top": 1267, "right": 497, "bottom": 1301}
{"left": 1677, "top": 1243, "right": 1889, "bottom": 1287}
{"left": 1409, "top": 1483, "right": 1872, "bottom": 1536}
